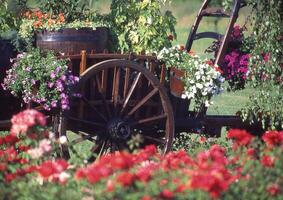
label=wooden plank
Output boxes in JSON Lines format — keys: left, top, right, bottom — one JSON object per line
{"left": 160, "top": 64, "right": 166, "bottom": 85}
{"left": 201, "top": 7, "right": 230, "bottom": 17}
{"left": 194, "top": 32, "right": 223, "bottom": 40}
{"left": 80, "top": 50, "right": 87, "bottom": 75}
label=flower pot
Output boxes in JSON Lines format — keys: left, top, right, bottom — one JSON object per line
{"left": 36, "top": 27, "right": 110, "bottom": 54}
{"left": 169, "top": 67, "right": 185, "bottom": 97}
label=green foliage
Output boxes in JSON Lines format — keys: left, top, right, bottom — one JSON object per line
{"left": 107, "top": 0, "right": 177, "bottom": 53}
{"left": 240, "top": 84, "right": 283, "bottom": 130}
{"left": 173, "top": 132, "right": 232, "bottom": 155}
{"left": 247, "top": 0, "right": 283, "bottom": 87}
{"left": 240, "top": 0, "right": 283, "bottom": 131}
{"left": 36, "top": 0, "right": 97, "bottom": 23}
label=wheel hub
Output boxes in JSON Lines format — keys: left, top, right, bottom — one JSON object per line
{"left": 107, "top": 118, "right": 131, "bottom": 140}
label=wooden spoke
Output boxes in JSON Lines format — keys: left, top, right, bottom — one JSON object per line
{"left": 101, "top": 69, "right": 108, "bottom": 94}
{"left": 95, "top": 75, "right": 112, "bottom": 118}
{"left": 123, "top": 67, "right": 130, "bottom": 98}
{"left": 126, "top": 88, "right": 159, "bottom": 117}
{"left": 120, "top": 72, "right": 142, "bottom": 115}
{"left": 67, "top": 116, "right": 105, "bottom": 128}
{"left": 113, "top": 67, "right": 121, "bottom": 108}
{"left": 143, "top": 135, "right": 166, "bottom": 145}
{"left": 131, "top": 114, "right": 167, "bottom": 126}
{"left": 81, "top": 96, "right": 108, "bottom": 122}
{"left": 112, "top": 67, "right": 117, "bottom": 102}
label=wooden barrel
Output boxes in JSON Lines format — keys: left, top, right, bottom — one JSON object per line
{"left": 169, "top": 67, "right": 185, "bottom": 97}
{"left": 36, "top": 27, "right": 109, "bottom": 54}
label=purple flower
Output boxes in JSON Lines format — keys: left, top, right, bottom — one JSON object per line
{"left": 48, "top": 82, "right": 54, "bottom": 88}
{"left": 43, "top": 104, "right": 51, "bottom": 111}
{"left": 51, "top": 100, "right": 57, "bottom": 108}
{"left": 60, "top": 75, "right": 67, "bottom": 81}
{"left": 55, "top": 66, "right": 62, "bottom": 73}
{"left": 62, "top": 104, "right": 70, "bottom": 110}
{"left": 50, "top": 71, "right": 56, "bottom": 79}
{"left": 56, "top": 80, "right": 64, "bottom": 92}
{"left": 60, "top": 93, "right": 67, "bottom": 99}
{"left": 61, "top": 98, "right": 69, "bottom": 105}
{"left": 25, "top": 67, "right": 31, "bottom": 72}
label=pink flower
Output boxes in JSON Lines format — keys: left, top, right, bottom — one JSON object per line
{"left": 39, "top": 139, "right": 52, "bottom": 153}
{"left": 10, "top": 109, "right": 46, "bottom": 136}
{"left": 27, "top": 148, "right": 44, "bottom": 159}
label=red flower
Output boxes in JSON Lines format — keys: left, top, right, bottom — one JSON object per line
{"left": 142, "top": 195, "right": 152, "bottom": 200}
{"left": 227, "top": 129, "right": 254, "bottom": 146}
{"left": 262, "top": 130, "right": 283, "bottom": 147}
{"left": 205, "top": 60, "right": 214, "bottom": 66}
{"left": 37, "top": 160, "right": 57, "bottom": 178}
{"left": 3, "top": 134, "right": 19, "bottom": 145}
{"left": 160, "top": 189, "right": 174, "bottom": 199}
{"left": 116, "top": 172, "right": 135, "bottom": 186}
{"left": 167, "top": 34, "right": 174, "bottom": 41}
{"left": 179, "top": 45, "right": 185, "bottom": 51}
{"left": 37, "top": 159, "right": 68, "bottom": 178}
{"left": 4, "top": 173, "right": 17, "bottom": 182}
{"left": 74, "top": 168, "right": 86, "bottom": 180}
{"left": 267, "top": 184, "right": 280, "bottom": 196}
{"left": 260, "top": 155, "right": 275, "bottom": 168}
{"left": 246, "top": 148, "right": 255, "bottom": 158}
{"left": 0, "top": 163, "right": 7, "bottom": 171}
{"left": 199, "top": 136, "right": 206, "bottom": 144}
{"left": 175, "top": 184, "right": 187, "bottom": 193}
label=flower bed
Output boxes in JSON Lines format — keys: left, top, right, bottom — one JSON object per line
{"left": 1, "top": 109, "right": 283, "bottom": 199}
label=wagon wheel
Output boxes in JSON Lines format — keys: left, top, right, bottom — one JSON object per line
{"left": 57, "top": 59, "right": 174, "bottom": 159}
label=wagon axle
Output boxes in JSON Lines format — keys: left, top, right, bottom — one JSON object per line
{"left": 107, "top": 118, "right": 131, "bottom": 140}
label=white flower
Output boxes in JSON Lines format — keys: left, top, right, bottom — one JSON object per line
{"left": 59, "top": 136, "right": 67, "bottom": 144}
{"left": 205, "top": 100, "right": 210, "bottom": 107}
{"left": 181, "top": 94, "right": 187, "bottom": 99}
{"left": 196, "top": 83, "right": 203, "bottom": 89}
{"left": 147, "top": 17, "right": 153, "bottom": 25}
{"left": 58, "top": 172, "right": 70, "bottom": 183}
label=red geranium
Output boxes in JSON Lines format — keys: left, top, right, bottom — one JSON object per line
{"left": 160, "top": 189, "right": 174, "bottom": 199}
{"left": 116, "top": 172, "right": 135, "bottom": 186}
{"left": 227, "top": 129, "right": 254, "bottom": 147}
{"left": 260, "top": 155, "right": 275, "bottom": 168}
{"left": 267, "top": 184, "right": 280, "bottom": 196}
{"left": 262, "top": 130, "right": 283, "bottom": 148}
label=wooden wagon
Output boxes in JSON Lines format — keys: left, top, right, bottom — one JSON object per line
{"left": 1, "top": 0, "right": 258, "bottom": 158}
